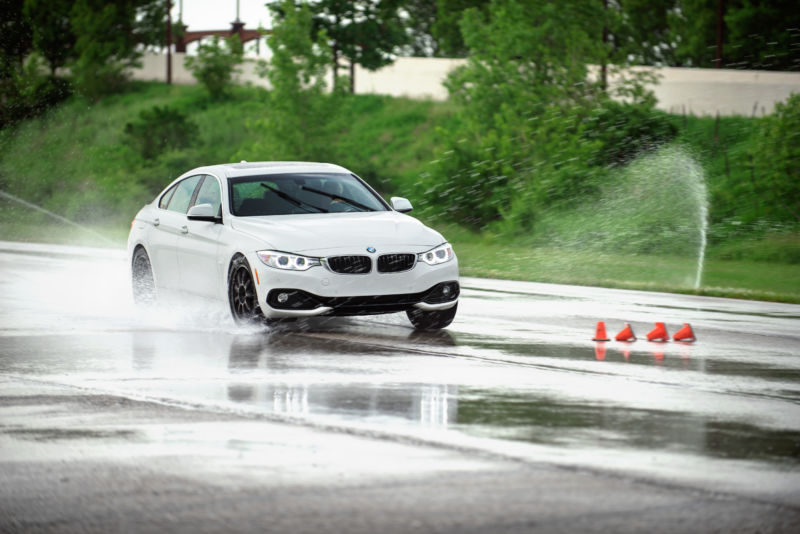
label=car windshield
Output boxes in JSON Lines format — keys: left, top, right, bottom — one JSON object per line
{"left": 229, "top": 173, "right": 388, "bottom": 217}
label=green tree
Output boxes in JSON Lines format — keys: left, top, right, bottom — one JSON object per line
{"left": 724, "top": 0, "right": 800, "bottom": 70}
{"left": 612, "top": 0, "right": 679, "bottom": 66}
{"left": 23, "top": 0, "right": 76, "bottom": 75}
{"left": 671, "top": 0, "right": 721, "bottom": 67}
{"left": 448, "top": 0, "right": 603, "bottom": 122}
{"left": 184, "top": 35, "right": 244, "bottom": 100}
{"left": 671, "top": 0, "right": 800, "bottom": 70}
{"left": 423, "top": 0, "right": 670, "bottom": 234}
{"left": 401, "top": 0, "right": 440, "bottom": 57}
{"left": 0, "top": 0, "right": 33, "bottom": 80}
{"left": 432, "top": 0, "right": 489, "bottom": 57}
{"left": 1, "top": 1, "right": 70, "bottom": 128}
{"left": 69, "top": 0, "right": 163, "bottom": 101}
{"left": 246, "top": 0, "right": 340, "bottom": 161}
{"left": 751, "top": 93, "right": 800, "bottom": 221}
{"left": 423, "top": 0, "right": 607, "bottom": 230}
{"left": 270, "top": 0, "right": 409, "bottom": 92}
{"left": 124, "top": 105, "right": 198, "bottom": 160}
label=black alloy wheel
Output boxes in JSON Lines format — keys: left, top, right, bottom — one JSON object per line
{"left": 131, "top": 247, "right": 156, "bottom": 305}
{"left": 228, "top": 256, "right": 262, "bottom": 324}
{"left": 406, "top": 303, "right": 457, "bottom": 331}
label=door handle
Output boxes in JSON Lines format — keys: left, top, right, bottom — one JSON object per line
{"left": 181, "top": 225, "right": 189, "bottom": 234}
{"left": 153, "top": 218, "right": 160, "bottom": 227}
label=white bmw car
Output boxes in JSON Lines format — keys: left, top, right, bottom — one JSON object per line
{"left": 127, "top": 162, "right": 459, "bottom": 329}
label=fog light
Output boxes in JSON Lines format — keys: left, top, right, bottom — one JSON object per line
{"left": 442, "top": 285, "right": 451, "bottom": 296}
{"left": 277, "top": 292, "right": 289, "bottom": 304}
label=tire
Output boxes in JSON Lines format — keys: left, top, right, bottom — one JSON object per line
{"left": 228, "top": 255, "right": 263, "bottom": 324}
{"left": 406, "top": 303, "right": 457, "bottom": 331}
{"left": 131, "top": 247, "right": 156, "bottom": 305}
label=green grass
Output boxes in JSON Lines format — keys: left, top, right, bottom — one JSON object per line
{"left": 0, "top": 199, "right": 128, "bottom": 247}
{"left": 449, "top": 233, "right": 800, "bottom": 303}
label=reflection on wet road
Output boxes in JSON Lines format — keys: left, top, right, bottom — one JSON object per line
{"left": 2, "top": 241, "right": 800, "bottom": 507}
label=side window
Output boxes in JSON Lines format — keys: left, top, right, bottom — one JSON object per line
{"left": 192, "top": 175, "right": 222, "bottom": 214}
{"left": 158, "top": 184, "right": 177, "bottom": 209}
{"left": 166, "top": 175, "right": 203, "bottom": 214}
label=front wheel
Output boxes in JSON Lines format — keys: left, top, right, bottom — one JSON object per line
{"left": 228, "top": 256, "right": 263, "bottom": 324}
{"left": 406, "top": 303, "right": 457, "bottom": 331}
{"left": 131, "top": 247, "right": 156, "bottom": 305}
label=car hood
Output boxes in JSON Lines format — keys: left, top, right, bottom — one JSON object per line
{"left": 229, "top": 211, "right": 445, "bottom": 255}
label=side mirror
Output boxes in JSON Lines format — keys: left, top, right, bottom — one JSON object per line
{"left": 187, "top": 203, "right": 220, "bottom": 222}
{"left": 391, "top": 197, "right": 413, "bottom": 213}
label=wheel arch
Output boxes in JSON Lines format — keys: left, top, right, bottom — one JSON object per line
{"left": 227, "top": 252, "right": 263, "bottom": 323}
{"left": 227, "top": 251, "right": 249, "bottom": 276}
{"left": 131, "top": 243, "right": 148, "bottom": 258}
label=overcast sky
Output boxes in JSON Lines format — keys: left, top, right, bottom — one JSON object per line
{"left": 174, "top": 0, "right": 272, "bottom": 31}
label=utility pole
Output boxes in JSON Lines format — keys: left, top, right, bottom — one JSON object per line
{"left": 601, "top": 0, "right": 608, "bottom": 91}
{"left": 715, "top": 0, "right": 724, "bottom": 68}
{"left": 232, "top": 0, "right": 244, "bottom": 39}
{"left": 166, "top": 0, "right": 172, "bottom": 84}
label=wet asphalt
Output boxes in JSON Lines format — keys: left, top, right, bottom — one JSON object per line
{"left": 1, "top": 240, "right": 799, "bottom": 533}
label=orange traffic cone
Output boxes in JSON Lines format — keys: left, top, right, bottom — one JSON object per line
{"left": 594, "top": 342, "right": 607, "bottom": 361}
{"left": 615, "top": 323, "right": 637, "bottom": 342}
{"left": 592, "top": 321, "right": 610, "bottom": 341}
{"left": 673, "top": 323, "right": 696, "bottom": 342}
{"left": 646, "top": 322, "right": 669, "bottom": 342}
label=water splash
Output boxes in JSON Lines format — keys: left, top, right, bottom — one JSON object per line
{"left": 0, "top": 189, "right": 117, "bottom": 246}
{"left": 692, "top": 171, "right": 709, "bottom": 290}
{"left": 533, "top": 145, "right": 709, "bottom": 289}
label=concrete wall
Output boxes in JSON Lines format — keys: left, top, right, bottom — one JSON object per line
{"left": 134, "top": 52, "right": 268, "bottom": 87}
{"left": 132, "top": 53, "right": 800, "bottom": 116}
{"left": 635, "top": 67, "right": 800, "bottom": 116}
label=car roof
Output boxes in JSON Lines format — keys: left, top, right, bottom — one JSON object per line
{"left": 195, "top": 161, "right": 352, "bottom": 179}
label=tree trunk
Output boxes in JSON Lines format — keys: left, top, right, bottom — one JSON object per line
{"left": 601, "top": 0, "right": 608, "bottom": 92}
{"left": 166, "top": 0, "right": 172, "bottom": 85}
{"left": 349, "top": 60, "right": 355, "bottom": 94}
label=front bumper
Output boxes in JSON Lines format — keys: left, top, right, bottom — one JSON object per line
{"left": 246, "top": 249, "right": 459, "bottom": 318}
{"left": 264, "top": 281, "right": 459, "bottom": 317}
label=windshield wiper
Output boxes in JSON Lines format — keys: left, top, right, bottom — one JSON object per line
{"left": 299, "top": 185, "right": 374, "bottom": 212}
{"left": 260, "top": 183, "right": 328, "bottom": 213}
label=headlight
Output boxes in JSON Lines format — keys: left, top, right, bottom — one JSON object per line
{"left": 418, "top": 243, "right": 454, "bottom": 265}
{"left": 256, "top": 250, "right": 321, "bottom": 271}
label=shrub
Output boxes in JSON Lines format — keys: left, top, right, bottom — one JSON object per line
{"left": 751, "top": 93, "right": 800, "bottom": 222}
{"left": 422, "top": 104, "right": 605, "bottom": 232}
{"left": 184, "top": 36, "right": 244, "bottom": 100}
{"left": 0, "top": 56, "right": 71, "bottom": 128}
{"left": 583, "top": 99, "right": 678, "bottom": 167}
{"left": 124, "top": 106, "right": 198, "bottom": 160}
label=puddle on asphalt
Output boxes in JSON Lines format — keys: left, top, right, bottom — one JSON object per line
{"left": 451, "top": 389, "right": 800, "bottom": 465}
{"left": 454, "top": 334, "right": 800, "bottom": 380}
{"left": 3, "top": 320, "right": 799, "bottom": 479}
{"left": 5, "top": 427, "right": 140, "bottom": 442}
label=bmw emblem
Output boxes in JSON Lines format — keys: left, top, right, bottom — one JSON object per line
{"left": 366, "top": 247, "right": 377, "bottom": 253}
